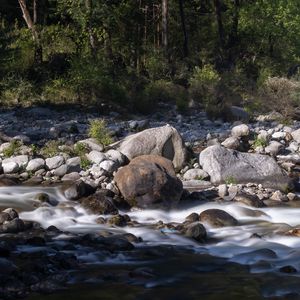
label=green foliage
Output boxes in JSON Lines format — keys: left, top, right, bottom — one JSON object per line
{"left": 2, "top": 0, "right": 300, "bottom": 115}
{"left": 225, "top": 176, "right": 237, "bottom": 185}
{"left": 2, "top": 140, "right": 22, "bottom": 157}
{"left": 73, "top": 142, "right": 89, "bottom": 157}
{"left": 40, "top": 140, "right": 61, "bottom": 157}
{"left": 0, "top": 75, "right": 36, "bottom": 106}
{"left": 80, "top": 157, "right": 91, "bottom": 170}
{"left": 88, "top": 119, "right": 113, "bottom": 146}
{"left": 261, "top": 77, "right": 300, "bottom": 119}
{"left": 189, "top": 64, "right": 220, "bottom": 107}
{"left": 253, "top": 137, "right": 268, "bottom": 148}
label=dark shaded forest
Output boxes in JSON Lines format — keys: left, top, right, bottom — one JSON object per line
{"left": 1, "top": 0, "right": 300, "bottom": 117}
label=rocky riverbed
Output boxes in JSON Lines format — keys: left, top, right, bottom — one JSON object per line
{"left": 1, "top": 105, "right": 300, "bottom": 299}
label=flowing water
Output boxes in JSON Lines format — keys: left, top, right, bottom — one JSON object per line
{"left": 2, "top": 186, "right": 300, "bottom": 299}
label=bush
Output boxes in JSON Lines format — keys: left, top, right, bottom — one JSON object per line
{"left": 135, "top": 80, "right": 189, "bottom": 113}
{"left": 189, "top": 64, "right": 220, "bottom": 111}
{"left": 144, "top": 51, "right": 170, "bottom": 81}
{"left": 88, "top": 119, "right": 113, "bottom": 146}
{"left": 40, "top": 140, "right": 61, "bottom": 157}
{"left": 42, "top": 78, "right": 78, "bottom": 104}
{"left": 0, "top": 75, "right": 36, "bottom": 107}
{"left": 261, "top": 77, "right": 300, "bottom": 119}
{"left": 2, "top": 140, "right": 22, "bottom": 157}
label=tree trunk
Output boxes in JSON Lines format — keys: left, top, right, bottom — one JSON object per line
{"left": 162, "top": 0, "right": 168, "bottom": 51}
{"left": 227, "top": 0, "right": 240, "bottom": 67}
{"left": 18, "top": 0, "right": 42, "bottom": 64}
{"left": 85, "top": 0, "right": 96, "bottom": 57}
{"left": 214, "top": 0, "right": 225, "bottom": 50}
{"left": 178, "top": 0, "right": 188, "bottom": 57}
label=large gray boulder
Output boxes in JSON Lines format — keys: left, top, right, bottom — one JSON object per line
{"left": 115, "top": 155, "right": 183, "bottom": 208}
{"left": 199, "top": 145, "right": 290, "bottom": 190}
{"left": 112, "top": 125, "right": 187, "bottom": 171}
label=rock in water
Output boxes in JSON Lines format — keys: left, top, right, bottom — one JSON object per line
{"left": 80, "top": 190, "right": 118, "bottom": 215}
{"left": 113, "top": 125, "right": 187, "bottom": 171}
{"left": 199, "top": 145, "right": 291, "bottom": 190}
{"left": 114, "top": 155, "right": 183, "bottom": 208}
{"left": 200, "top": 209, "right": 238, "bottom": 227}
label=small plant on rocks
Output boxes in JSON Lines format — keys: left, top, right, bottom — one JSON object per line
{"left": 40, "top": 140, "right": 61, "bottom": 157}
{"left": 88, "top": 119, "right": 113, "bottom": 146}
{"left": 252, "top": 137, "right": 268, "bottom": 148}
{"left": 3, "top": 140, "right": 22, "bottom": 157}
{"left": 225, "top": 176, "right": 237, "bottom": 185}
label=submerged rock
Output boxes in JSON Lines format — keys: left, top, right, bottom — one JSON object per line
{"left": 184, "top": 222, "right": 207, "bottom": 242}
{"left": 199, "top": 209, "right": 238, "bottom": 227}
{"left": 115, "top": 155, "right": 183, "bottom": 208}
{"left": 80, "top": 189, "right": 118, "bottom": 215}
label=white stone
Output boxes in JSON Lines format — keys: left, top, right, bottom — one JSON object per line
{"left": 26, "top": 158, "right": 45, "bottom": 172}
{"left": 46, "top": 155, "right": 64, "bottom": 170}
{"left": 183, "top": 169, "right": 209, "bottom": 181}
{"left": 99, "top": 160, "right": 119, "bottom": 173}
{"left": 2, "top": 161, "right": 19, "bottom": 174}
{"left": 231, "top": 124, "right": 250, "bottom": 138}
{"left": 86, "top": 151, "right": 106, "bottom": 164}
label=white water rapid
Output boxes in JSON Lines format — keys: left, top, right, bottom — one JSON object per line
{"left": 1, "top": 186, "right": 300, "bottom": 276}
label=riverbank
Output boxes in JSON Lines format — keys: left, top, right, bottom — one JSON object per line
{"left": 1, "top": 104, "right": 300, "bottom": 298}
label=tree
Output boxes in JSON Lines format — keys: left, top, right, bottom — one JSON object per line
{"left": 162, "top": 0, "right": 168, "bottom": 51}
{"left": 178, "top": 0, "right": 188, "bottom": 57}
{"left": 18, "top": 0, "right": 43, "bottom": 64}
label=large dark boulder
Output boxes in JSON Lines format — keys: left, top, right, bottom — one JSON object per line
{"left": 114, "top": 155, "right": 183, "bottom": 208}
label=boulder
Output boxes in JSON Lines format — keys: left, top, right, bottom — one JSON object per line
{"left": 66, "top": 157, "right": 81, "bottom": 173}
{"left": 199, "top": 209, "right": 238, "bottom": 227}
{"left": 99, "top": 160, "right": 119, "bottom": 173}
{"left": 183, "top": 169, "right": 209, "bottom": 181}
{"left": 291, "top": 128, "right": 300, "bottom": 143}
{"left": 26, "top": 158, "right": 45, "bottom": 172}
{"left": 105, "top": 149, "right": 127, "bottom": 165}
{"left": 80, "top": 189, "right": 118, "bottom": 215}
{"left": 221, "top": 137, "right": 240, "bottom": 150}
{"left": 45, "top": 155, "right": 64, "bottom": 170}
{"left": 63, "top": 180, "right": 95, "bottom": 200}
{"left": 113, "top": 125, "right": 187, "bottom": 170}
{"left": 234, "top": 193, "right": 265, "bottom": 208}
{"left": 86, "top": 150, "right": 106, "bottom": 164}
{"left": 114, "top": 155, "right": 183, "bottom": 208}
{"left": 265, "top": 141, "right": 284, "bottom": 156}
{"left": 77, "top": 138, "right": 104, "bottom": 152}
{"left": 2, "top": 155, "right": 29, "bottom": 168}
{"left": 199, "top": 145, "right": 290, "bottom": 190}
{"left": 184, "top": 222, "right": 207, "bottom": 242}
{"left": 2, "top": 161, "right": 19, "bottom": 174}
{"left": 231, "top": 124, "right": 250, "bottom": 138}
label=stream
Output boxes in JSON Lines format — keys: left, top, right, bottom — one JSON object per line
{"left": 1, "top": 186, "right": 300, "bottom": 299}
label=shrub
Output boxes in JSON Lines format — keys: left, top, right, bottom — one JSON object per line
{"left": 88, "top": 119, "right": 113, "bottom": 146}
{"left": 261, "top": 77, "right": 300, "bottom": 119}
{"left": 252, "top": 137, "right": 268, "bottom": 148}
{"left": 144, "top": 51, "right": 170, "bottom": 81}
{"left": 0, "top": 76, "right": 36, "bottom": 107}
{"left": 73, "top": 142, "right": 89, "bottom": 157}
{"left": 136, "top": 80, "right": 189, "bottom": 114}
{"left": 189, "top": 65, "right": 220, "bottom": 116}
{"left": 42, "top": 78, "right": 78, "bottom": 104}
{"left": 2, "top": 140, "right": 22, "bottom": 157}
{"left": 40, "top": 140, "right": 61, "bottom": 157}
